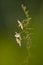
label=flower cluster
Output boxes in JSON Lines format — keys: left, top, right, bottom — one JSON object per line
{"left": 15, "top": 20, "right": 23, "bottom": 47}
{"left": 15, "top": 4, "right": 32, "bottom": 47}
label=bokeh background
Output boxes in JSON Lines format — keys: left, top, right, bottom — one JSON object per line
{"left": 0, "top": 0, "right": 43, "bottom": 65}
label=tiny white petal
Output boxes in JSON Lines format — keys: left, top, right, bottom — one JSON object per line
{"left": 18, "top": 42, "right": 21, "bottom": 47}
{"left": 16, "top": 38, "right": 21, "bottom": 47}
{"left": 17, "top": 20, "right": 23, "bottom": 30}
{"left": 15, "top": 32, "right": 20, "bottom": 38}
{"left": 15, "top": 32, "right": 22, "bottom": 40}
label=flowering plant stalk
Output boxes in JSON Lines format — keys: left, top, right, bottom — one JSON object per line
{"left": 15, "top": 4, "right": 32, "bottom": 48}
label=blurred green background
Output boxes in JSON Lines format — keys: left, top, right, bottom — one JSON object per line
{"left": 0, "top": 0, "right": 43, "bottom": 65}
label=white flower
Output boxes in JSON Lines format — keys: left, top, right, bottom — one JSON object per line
{"left": 15, "top": 32, "right": 20, "bottom": 37}
{"left": 17, "top": 20, "right": 23, "bottom": 30}
{"left": 15, "top": 32, "right": 22, "bottom": 40}
{"left": 15, "top": 32, "right": 22, "bottom": 47}
{"left": 16, "top": 38, "right": 21, "bottom": 47}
